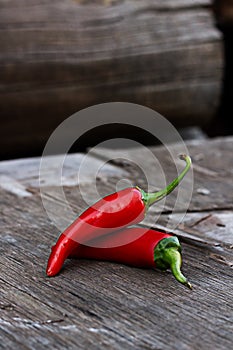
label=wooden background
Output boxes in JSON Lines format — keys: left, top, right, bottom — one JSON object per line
{"left": 0, "top": 0, "right": 222, "bottom": 159}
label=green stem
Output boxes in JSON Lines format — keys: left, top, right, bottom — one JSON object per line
{"left": 154, "top": 236, "right": 192, "bottom": 289}
{"left": 139, "top": 154, "right": 191, "bottom": 209}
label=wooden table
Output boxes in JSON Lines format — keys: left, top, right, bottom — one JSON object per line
{"left": 0, "top": 136, "right": 232, "bottom": 349}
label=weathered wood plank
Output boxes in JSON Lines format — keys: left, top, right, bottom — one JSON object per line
{"left": 0, "top": 189, "right": 232, "bottom": 349}
{"left": 0, "top": 137, "right": 233, "bottom": 349}
{"left": 0, "top": 0, "right": 222, "bottom": 158}
{"left": 0, "top": 153, "right": 127, "bottom": 195}
{"left": 142, "top": 210, "right": 233, "bottom": 249}
{"left": 90, "top": 136, "right": 233, "bottom": 213}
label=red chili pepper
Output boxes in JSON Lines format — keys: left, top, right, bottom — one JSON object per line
{"left": 46, "top": 155, "right": 191, "bottom": 277}
{"left": 70, "top": 227, "right": 192, "bottom": 289}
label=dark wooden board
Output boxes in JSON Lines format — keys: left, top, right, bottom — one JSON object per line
{"left": 0, "top": 137, "right": 233, "bottom": 349}
{"left": 0, "top": 0, "right": 222, "bottom": 158}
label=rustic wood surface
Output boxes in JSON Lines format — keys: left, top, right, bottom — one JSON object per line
{"left": 0, "top": 0, "right": 222, "bottom": 158}
{"left": 0, "top": 136, "right": 233, "bottom": 349}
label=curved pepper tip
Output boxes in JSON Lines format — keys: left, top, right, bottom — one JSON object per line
{"left": 46, "top": 251, "right": 63, "bottom": 277}
{"left": 46, "top": 234, "right": 79, "bottom": 277}
{"left": 184, "top": 280, "right": 193, "bottom": 290}
{"left": 46, "top": 262, "right": 59, "bottom": 277}
{"left": 154, "top": 236, "right": 192, "bottom": 290}
{"left": 46, "top": 267, "right": 56, "bottom": 277}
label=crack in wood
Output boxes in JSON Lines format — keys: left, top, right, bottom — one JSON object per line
{"left": 0, "top": 303, "right": 14, "bottom": 311}
{"left": 159, "top": 206, "right": 233, "bottom": 215}
{"left": 209, "top": 253, "right": 233, "bottom": 267}
{"left": 0, "top": 277, "right": 66, "bottom": 317}
{"left": 189, "top": 214, "right": 212, "bottom": 227}
{"left": 132, "top": 3, "right": 212, "bottom": 17}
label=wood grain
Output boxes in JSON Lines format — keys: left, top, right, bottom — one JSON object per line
{"left": 0, "top": 137, "right": 233, "bottom": 349}
{"left": 0, "top": 189, "right": 232, "bottom": 350}
{"left": 90, "top": 136, "right": 233, "bottom": 212}
{"left": 0, "top": 0, "right": 222, "bottom": 159}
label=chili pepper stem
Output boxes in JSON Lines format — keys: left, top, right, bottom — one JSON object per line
{"left": 139, "top": 154, "right": 191, "bottom": 209}
{"left": 163, "top": 248, "right": 192, "bottom": 290}
{"left": 154, "top": 236, "right": 192, "bottom": 289}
